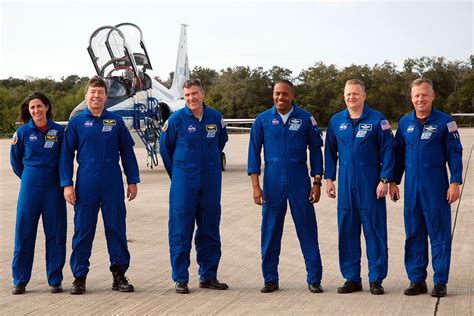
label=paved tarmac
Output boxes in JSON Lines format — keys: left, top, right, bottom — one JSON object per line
{"left": 0, "top": 129, "right": 472, "bottom": 315}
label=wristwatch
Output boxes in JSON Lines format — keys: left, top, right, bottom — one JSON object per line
{"left": 380, "top": 178, "right": 390, "bottom": 184}
{"left": 313, "top": 175, "right": 322, "bottom": 186}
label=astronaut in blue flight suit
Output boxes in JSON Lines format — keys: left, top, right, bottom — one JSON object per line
{"left": 248, "top": 79, "right": 324, "bottom": 294}
{"left": 324, "top": 79, "right": 395, "bottom": 295}
{"left": 390, "top": 78, "right": 462, "bottom": 298}
{"left": 10, "top": 92, "right": 66, "bottom": 295}
{"left": 160, "top": 79, "right": 229, "bottom": 294}
{"left": 60, "top": 76, "right": 140, "bottom": 295}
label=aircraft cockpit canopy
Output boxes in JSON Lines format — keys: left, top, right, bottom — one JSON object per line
{"left": 87, "top": 23, "right": 153, "bottom": 97}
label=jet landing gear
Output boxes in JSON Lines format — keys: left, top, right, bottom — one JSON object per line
{"left": 133, "top": 97, "right": 161, "bottom": 169}
{"left": 221, "top": 152, "right": 226, "bottom": 171}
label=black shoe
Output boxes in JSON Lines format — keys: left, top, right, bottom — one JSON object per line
{"left": 337, "top": 281, "right": 363, "bottom": 294}
{"left": 12, "top": 283, "right": 26, "bottom": 295}
{"left": 70, "top": 277, "right": 86, "bottom": 295}
{"left": 404, "top": 281, "right": 427, "bottom": 296}
{"left": 175, "top": 282, "right": 189, "bottom": 294}
{"left": 431, "top": 284, "right": 447, "bottom": 297}
{"left": 50, "top": 284, "right": 63, "bottom": 293}
{"left": 199, "top": 279, "right": 229, "bottom": 290}
{"left": 261, "top": 282, "right": 279, "bottom": 293}
{"left": 112, "top": 272, "right": 134, "bottom": 292}
{"left": 308, "top": 283, "right": 323, "bottom": 293}
{"left": 369, "top": 281, "right": 384, "bottom": 295}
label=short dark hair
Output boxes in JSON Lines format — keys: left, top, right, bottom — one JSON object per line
{"left": 85, "top": 75, "right": 108, "bottom": 95}
{"left": 19, "top": 92, "right": 53, "bottom": 123}
{"left": 183, "top": 79, "right": 203, "bottom": 90}
{"left": 273, "top": 79, "right": 294, "bottom": 93}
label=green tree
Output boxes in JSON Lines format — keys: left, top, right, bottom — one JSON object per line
{"left": 296, "top": 62, "right": 341, "bottom": 126}
{"left": 190, "top": 66, "right": 218, "bottom": 90}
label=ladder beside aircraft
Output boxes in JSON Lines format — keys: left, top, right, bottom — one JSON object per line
{"left": 133, "top": 96, "right": 162, "bottom": 168}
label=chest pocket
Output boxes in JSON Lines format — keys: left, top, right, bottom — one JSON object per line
{"left": 82, "top": 120, "right": 101, "bottom": 140}
{"left": 25, "top": 132, "right": 43, "bottom": 154}
{"left": 180, "top": 123, "right": 201, "bottom": 148}
{"left": 101, "top": 119, "right": 119, "bottom": 140}
{"left": 356, "top": 128, "right": 376, "bottom": 145}
{"left": 205, "top": 124, "right": 219, "bottom": 146}
{"left": 44, "top": 130, "right": 61, "bottom": 149}
{"left": 421, "top": 125, "right": 443, "bottom": 145}
{"left": 288, "top": 118, "right": 305, "bottom": 135}
{"left": 404, "top": 124, "right": 419, "bottom": 145}
{"left": 288, "top": 119, "right": 308, "bottom": 153}
{"left": 336, "top": 124, "right": 352, "bottom": 145}
{"left": 267, "top": 120, "right": 284, "bottom": 140}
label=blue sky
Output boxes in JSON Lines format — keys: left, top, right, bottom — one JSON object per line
{"left": 1, "top": 0, "right": 472, "bottom": 80}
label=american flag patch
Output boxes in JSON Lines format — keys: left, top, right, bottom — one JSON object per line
{"left": 310, "top": 116, "right": 318, "bottom": 126}
{"left": 447, "top": 121, "right": 458, "bottom": 133}
{"left": 380, "top": 119, "right": 391, "bottom": 131}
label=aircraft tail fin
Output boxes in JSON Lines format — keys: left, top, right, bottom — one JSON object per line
{"left": 169, "top": 24, "right": 190, "bottom": 99}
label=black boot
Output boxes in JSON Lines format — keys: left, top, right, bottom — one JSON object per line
{"left": 308, "top": 283, "right": 324, "bottom": 293}
{"left": 431, "top": 284, "right": 447, "bottom": 297}
{"left": 199, "top": 279, "right": 229, "bottom": 290}
{"left": 404, "top": 281, "right": 427, "bottom": 296}
{"left": 261, "top": 282, "right": 279, "bottom": 293}
{"left": 110, "top": 265, "right": 134, "bottom": 292}
{"left": 175, "top": 282, "right": 190, "bottom": 294}
{"left": 50, "top": 284, "right": 63, "bottom": 293}
{"left": 337, "top": 281, "right": 363, "bottom": 294}
{"left": 12, "top": 283, "right": 26, "bottom": 295}
{"left": 112, "top": 271, "right": 134, "bottom": 292}
{"left": 369, "top": 281, "right": 384, "bottom": 295}
{"left": 71, "top": 277, "right": 86, "bottom": 295}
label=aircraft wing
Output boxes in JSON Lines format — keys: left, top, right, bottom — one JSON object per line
{"left": 224, "top": 118, "right": 255, "bottom": 131}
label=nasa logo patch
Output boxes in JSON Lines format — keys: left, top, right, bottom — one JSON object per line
{"left": 187, "top": 125, "right": 197, "bottom": 133}
{"left": 29, "top": 134, "right": 38, "bottom": 142}
{"left": 11, "top": 132, "right": 18, "bottom": 145}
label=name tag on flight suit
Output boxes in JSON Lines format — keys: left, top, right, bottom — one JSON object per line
{"left": 44, "top": 134, "right": 58, "bottom": 148}
{"left": 206, "top": 124, "right": 217, "bottom": 138}
{"left": 421, "top": 125, "right": 437, "bottom": 139}
{"left": 289, "top": 118, "right": 302, "bottom": 131}
{"left": 356, "top": 124, "right": 372, "bottom": 138}
{"left": 102, "top": 119, "right": 116, "bottom": 132}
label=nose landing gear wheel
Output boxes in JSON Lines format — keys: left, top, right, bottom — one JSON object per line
{"left": 221, "top": 152, "right": 226, "bottom": 171}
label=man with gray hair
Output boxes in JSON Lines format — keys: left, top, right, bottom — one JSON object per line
{"left": 160, "top": 79, "right": 229, "bottom": 294}
{"left": 390, "top": 78, "right": 463, "bottom": 297}
{"left": 325, "top": 79, "right": 395, "bottom": 295}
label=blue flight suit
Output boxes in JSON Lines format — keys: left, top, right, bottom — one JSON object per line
{"left": 60, "top": 107, "right": 140, "bottom": 277}
{"left": 247, "top": 104, "right": 324, "bottom": 285}
{"left": 10, "top": 119, "right": 67, "bottom": 287}
{"left": 160, "top": 105, "right": 228, "bottom": 282}
{"left": 394, "top": 109, "right": 462, "bottom": 285}
{"left": 324, "top": 105, "right": 395, "bottom": 284}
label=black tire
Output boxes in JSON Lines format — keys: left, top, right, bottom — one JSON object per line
{"left": 221, "top": 152, "right": 226, "bottom": 171}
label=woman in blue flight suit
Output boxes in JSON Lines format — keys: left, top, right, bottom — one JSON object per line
{"left": 10, "top": 92, "right": 66, "bottom": 295}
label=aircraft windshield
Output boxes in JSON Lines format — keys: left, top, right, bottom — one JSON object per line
{"left": 105, "top": 78, "right": 128, "bottom": 98}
